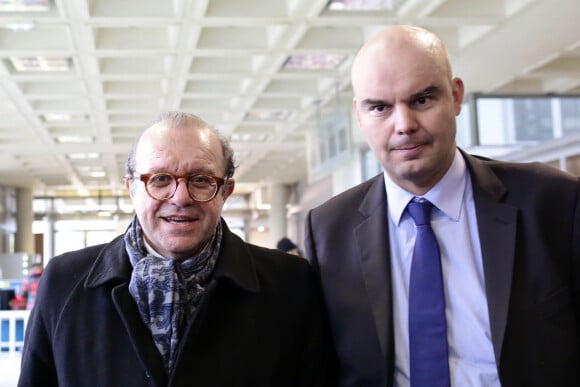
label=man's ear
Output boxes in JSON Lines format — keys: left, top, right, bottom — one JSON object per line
{"left": 124, "top": 177, "right": 131, "bottom": 191}
{"left": 125, "top": 177, "right": 135, "bottom": 198}
{"left": 222, "top": 178, "right": 235, "bottom": 199}
{"left": 452, "top": 77, "right": 465, "bottom": 116}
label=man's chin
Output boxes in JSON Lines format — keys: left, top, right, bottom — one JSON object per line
{"left": 172, "top": 242, "right": 206, "bottom": 259}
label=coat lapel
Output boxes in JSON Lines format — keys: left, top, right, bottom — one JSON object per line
{"left": 84, "top": 234, "right": 168, "bottom": 386}
{"left": 354, "top": 175, "right": 393, "bottom": 372}
{"left": 463, "top": 152, "right": 517, "bottom": 365}
{"left": 112, "top": 284, "right": 168, "bottom": 386}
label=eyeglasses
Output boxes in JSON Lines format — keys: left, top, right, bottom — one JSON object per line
{"left": 134, "top": 172, "right": 227, "bottom": 202}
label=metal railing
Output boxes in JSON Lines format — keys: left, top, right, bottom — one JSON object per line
{"left": 0, "top": 310, "right": 30, "bottom": 357}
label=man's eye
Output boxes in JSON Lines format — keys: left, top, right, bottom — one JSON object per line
{"left": 150, "top": 174, "right": 173, "bottom": 185}
{"left": 190, "top": 175, "right": 213, "bottom": 186}
{"left": 147, "top": 173, "right": 173, "bottom": 187}
{"left": 368, "top": 104, "right": 393, "bottom": 116}
{"left": 415, "top": 96, "right": 430, "bottom": 105}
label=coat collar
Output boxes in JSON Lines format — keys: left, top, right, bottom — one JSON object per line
{"left": 84, "top": 234, "right": 132, "bottom": 288}
{"left": 211, "top": 218, "right": 260, "bottom": 293}
{"left": 354, "top": 174, "right": 393, "bottom": 364}
{"left": 358, "top": 174, "right": 388, "bottom": 217}
{"left": 459, "top": 149, "right": 517, "bottom": 366}
{"left": 459, "top": 149, "right": 507, "bottom": 200}
{"left": 84, "top": 218, "right": 260, "bottom": 294}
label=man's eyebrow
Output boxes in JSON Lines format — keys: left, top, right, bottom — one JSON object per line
{"left": 358, "top": 86, "right": 443, "bottom": 107}
{"left": 410, "top": 85, "right": 441, "bottom": 100}
{"left": 359, "top": 98, "right": 388, "bottom": 107}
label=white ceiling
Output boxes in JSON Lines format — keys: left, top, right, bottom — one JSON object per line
{"left": 0, "top": 0, "right": 579, "bottom": 207}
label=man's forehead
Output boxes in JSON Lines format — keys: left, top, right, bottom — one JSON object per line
{"left": 356, "top": 70, "right": 444, "bottom": 97}
{"left": 136, "top": 126, "right": 217, "bottom": 156}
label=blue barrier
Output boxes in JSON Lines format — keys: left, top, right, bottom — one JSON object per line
{"left": 0, "top": 311, "right": 29, "bottom": 353}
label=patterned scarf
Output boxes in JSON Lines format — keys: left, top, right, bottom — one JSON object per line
{"left": 125, "top": 216, "right": 222, "bottom": 373}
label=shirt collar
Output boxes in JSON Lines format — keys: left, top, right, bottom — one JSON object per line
{"left": 143, "top": 239, "right": 164, "bottom": 258}
{"left": 385, "top": 148, "right": 467, "bottom": 225}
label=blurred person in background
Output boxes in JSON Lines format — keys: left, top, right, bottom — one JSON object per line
{"left": 277, "top": 237, "right": 302, "bottom": 256}
{"left": 8, "top": 264, "right": 43, "bottom": 310}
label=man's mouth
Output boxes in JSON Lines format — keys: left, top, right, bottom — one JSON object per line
{"left": 164, "top": 216, "right": 195, "bottom": 223}
{"left": 396, "top": 143, "right": 424, "bottom": 151}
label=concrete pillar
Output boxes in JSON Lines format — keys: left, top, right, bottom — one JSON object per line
{"left": 269, "top": 183, "right": 290, "bottom": 248}
{"left": 43, "top": 214, "right": 56, "bottom": 264}
{"left": 15, "top": 187, "right": 34, "bottom": 254}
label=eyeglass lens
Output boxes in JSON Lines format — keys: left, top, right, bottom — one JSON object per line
{"left": 146, "top": 173, "right": 219, "bottom": 201}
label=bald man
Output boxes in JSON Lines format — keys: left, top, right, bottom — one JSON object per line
{"left": 304, "top": 25, "right": 580, "bottom": 387}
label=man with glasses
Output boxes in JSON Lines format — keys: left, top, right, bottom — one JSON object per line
{"left": 19, "top": 111, "right": 336, "bottom": 387}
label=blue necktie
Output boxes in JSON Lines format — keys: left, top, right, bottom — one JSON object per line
{"left": 407, "top": 199, "right": 450, "bottom": 387}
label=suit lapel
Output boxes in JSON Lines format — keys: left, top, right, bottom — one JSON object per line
{"left": 463, "top": 152, "right": 517, "bottom": 365}
{"left": 354, "top": 175, "right": 393, "bottom": 369}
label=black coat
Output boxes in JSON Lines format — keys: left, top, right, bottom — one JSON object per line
{"left": 19, "top": 220, "right": 337, "bottom": 387}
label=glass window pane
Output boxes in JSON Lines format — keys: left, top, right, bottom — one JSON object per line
{"left": 561, "top": 98, "right": 580, "bottom": 134}
{"left": 54, "top": 231, "right": 85, "bottom": 256}
{"left": 476, "top": 98, "right": 508, "bottom": 145}
{"left": 456, "top": 101, "right": 472, "bottom": 148}
{"left": 512, "top": 98, "right": 553, "bottom": 141}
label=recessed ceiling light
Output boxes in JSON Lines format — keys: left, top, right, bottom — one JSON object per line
{"left": 230, "top": 133, "right": 268, "bottom": 142}
{"left": 3, "top": 22, "right": 35, "bottom": 31}
{"left": 42, "top": 113, "right": 87, "bottom": 122}
{"left": 0, "top": 0, "right": 50, "bottom": 12}
{"left": 283, "top": 54, "right": 346, "bottom": 71}
{"left": 244, "top": 111, "right": 291, "bottom": 122}
{"left": 43, "top": 113, "right": 71, "bottom": 122}
{"left": 68, "top": 153, "right": 99, "bottom": 160}
{"left": 56, "top": 135, "right": 93, "bottom": 144}
{"left": 10, "top": 57, "right": 72, "bottom": 72}
{"left": 327, "top": 0, "right": 407, "bottom": 11}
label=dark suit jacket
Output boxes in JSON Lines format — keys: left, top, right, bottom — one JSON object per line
{"left": 19, "top": 219, "right": 336, "bottom": 387}
{"left": 304, "top": 150, "right": 580, "bottom": 387}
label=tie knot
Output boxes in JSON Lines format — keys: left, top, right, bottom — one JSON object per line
{"left": 407, "top": 199, "right": 433, "bottom": 226}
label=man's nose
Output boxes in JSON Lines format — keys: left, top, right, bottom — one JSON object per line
{"left": 394, "top": 105, "right": 418, "bottom": 134}
{"left": 170, "top": 178, "right": 194, "bottom": 203}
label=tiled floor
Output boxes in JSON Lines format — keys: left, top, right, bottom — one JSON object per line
{"left": 0, "top": 353, "right": 21, "bottom": 387}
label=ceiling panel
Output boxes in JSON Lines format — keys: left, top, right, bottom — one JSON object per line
{"left": 0, "top": 0, "right": 577, "bottom": 208}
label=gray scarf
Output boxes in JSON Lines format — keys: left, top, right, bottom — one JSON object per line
{"left": 125, "top": 216, "right": 222, "bottom": 373}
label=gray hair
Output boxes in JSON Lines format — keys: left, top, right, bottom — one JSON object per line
{"left": 125, "top": 111, "right": 236, "bottom": 179}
